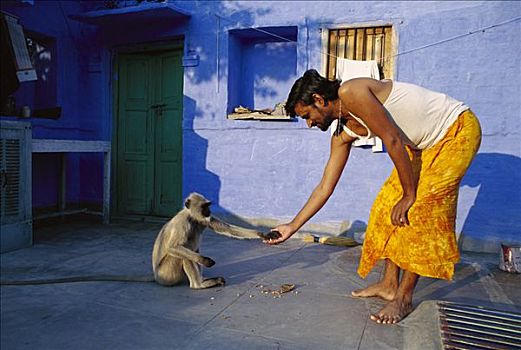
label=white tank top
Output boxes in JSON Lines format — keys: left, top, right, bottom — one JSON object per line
{"left": 331, "top": 81, "right": 469, "bottom": 149}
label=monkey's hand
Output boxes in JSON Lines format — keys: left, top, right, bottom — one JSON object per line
{"left": 202, "top": 257, "right": 216, "bottom": 267}
{"left": 259, "top": 230, "right": 282, "bottom": 241}
{"left": 209, "top": 216, "right": 265, "bottom": 240}
{"left": 264, "top": 224, "right": 295, "bottom": 245}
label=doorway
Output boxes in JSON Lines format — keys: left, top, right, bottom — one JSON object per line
{"left": 114, "top": 46, "right": 183, "bottom": 217}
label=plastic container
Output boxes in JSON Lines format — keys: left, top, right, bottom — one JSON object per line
{"left": 499, "top": 244, "right": 521, "bottom": 273}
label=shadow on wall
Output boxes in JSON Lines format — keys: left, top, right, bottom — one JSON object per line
{"left": 183, "top": 96, "right": 268, "bottom": 231}
{"left": 179, "top": 2, "right": 348, "bottom": 230}
{"left": 182, "top": 1, "right": 300, "bottom": 113}
{"left": 459, "top": 152, "right": 521, "bottom": 252}
{"left": 179, "top": 3, "right": 301, "bottom": 231}
{"left": 182, "top": 96, "right": 220, "bottom": 205}
{"left": 182, "top": 1, "right": 274, "bottom": 86}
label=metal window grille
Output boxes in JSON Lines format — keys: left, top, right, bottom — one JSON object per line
{"left": 1, "top": 139, "right": 21, "bottom": 217}
{"left": 326, "top": 26, "right": 393, "bottom": 80}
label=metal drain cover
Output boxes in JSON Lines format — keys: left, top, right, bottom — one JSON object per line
{"left": 438, "top": 301, "right": 521, "bottom": 349}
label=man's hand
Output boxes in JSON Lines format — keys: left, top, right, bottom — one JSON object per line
{"left": 391, "top": 194, "right": 416, "bottom": 226}
{"left": 259, "top": 230, "right": 282, "bottom": 240}
{"left": 263, "top": 223, "right": 296, "bottom": 245}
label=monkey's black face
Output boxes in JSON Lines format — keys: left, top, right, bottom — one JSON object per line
{"left": 185, "top": 193, "right": 212, "bottom": 220}
{"left": 202, "top": 202, "right": 211, "bottom": 217}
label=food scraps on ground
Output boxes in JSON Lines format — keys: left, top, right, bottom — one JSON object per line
{"left": 255, "top": 283, "right": 296, "bottom": 298}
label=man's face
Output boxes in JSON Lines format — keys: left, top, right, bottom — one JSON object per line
{"left": 294, "top": 96, "right": 335, "bottom": 132}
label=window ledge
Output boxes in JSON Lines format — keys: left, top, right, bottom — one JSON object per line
{"left": 227, "top": 113, "right": 293, "bottom": 121}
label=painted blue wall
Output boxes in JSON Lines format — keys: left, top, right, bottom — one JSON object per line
{"left": 1, "top": 1, "right": 519, "bottom": 252}
{"left": 177, "top": 0, "right": 521, "bottom": 252}
{"left": 1, "top": 0, "right": 86, "bottom": 209}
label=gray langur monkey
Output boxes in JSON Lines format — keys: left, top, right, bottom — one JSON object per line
{"left": 1, "top": 192, "right": 280, "bottom": 287}
{"left": 152, "top": 192, "right": 279, "bottom": 289}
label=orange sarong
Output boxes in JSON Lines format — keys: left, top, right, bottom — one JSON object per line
{"left": 358, "top": 110, "right": 481, "bottom": 280}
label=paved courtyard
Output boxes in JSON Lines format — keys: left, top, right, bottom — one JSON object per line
{"left": 1, "top": 218, "right": 520, "bottom": 349}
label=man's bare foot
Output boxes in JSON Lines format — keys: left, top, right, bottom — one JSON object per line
{"left": 351, "top": 282, "right": 397, "bottom": 301}
{"left": 370, "top": 297, "right": 413, "bottom": 324}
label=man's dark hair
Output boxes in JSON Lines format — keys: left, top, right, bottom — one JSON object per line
{"left": 285, "top": 69, "right": 341, "bottom": 118}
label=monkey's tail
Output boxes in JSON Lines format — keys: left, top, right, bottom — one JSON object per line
{"left": 0, "top": 275, "right": 156, "bottom": 285}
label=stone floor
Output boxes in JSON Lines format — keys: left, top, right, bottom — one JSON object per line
{"left": 1, "top": 218, "right": 520, "bottom": 349}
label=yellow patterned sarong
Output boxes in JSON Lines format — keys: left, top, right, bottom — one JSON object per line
{"left": 358, "top": 110, "right": 481, "bottom": 280}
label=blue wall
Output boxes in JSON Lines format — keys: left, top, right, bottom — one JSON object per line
{"left": 1, "top": 0, "right": 85, "bottom": 208}
{"left": 2, "top": 0, "right": 519, "bottom": 252}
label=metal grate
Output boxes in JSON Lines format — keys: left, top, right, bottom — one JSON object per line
{"left": 439, "top": 301, "right": 521, "bottom": 350}
{"left": 2, "top": 139, "right": 21, "bottom": 217}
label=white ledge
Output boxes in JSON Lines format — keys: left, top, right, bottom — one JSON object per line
{"left": 227, "top": 113, "right": 293, "bottom": 121}
{"left": 32, "top": 139, "right": 111, "bottom": 153}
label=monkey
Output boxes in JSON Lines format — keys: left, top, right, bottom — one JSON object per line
{"left": 1, "top": 192, "right": 280, "bottom": 286}
{"left": 152, "top": 192, "right": 279, "bottom": 289}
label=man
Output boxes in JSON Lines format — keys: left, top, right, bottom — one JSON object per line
{"left": 265, "top": 69, "right": 481, "bottom": 324}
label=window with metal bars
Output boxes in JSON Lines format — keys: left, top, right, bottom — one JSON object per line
{"left": 326, "top": 26, "right": 393, "bottom": 81}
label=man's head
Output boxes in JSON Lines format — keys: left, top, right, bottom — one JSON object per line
{"left": 285, "top": 69, "right": 341, "bottom": 131}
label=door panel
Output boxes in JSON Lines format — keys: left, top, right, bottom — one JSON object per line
{"left": 154, "top": 51, "right": 183, "bottom": 216}
{"left": 117, "top": 55, "right": 153, "bottom": 214}
{"left": 116, "top": 48, "right": 183, "bottom": 217}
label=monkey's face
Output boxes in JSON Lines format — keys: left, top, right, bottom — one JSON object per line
{"left": 185, "top": 193, "right": 212, "bottom": 220}
{"left": 201, "top": 202, "right": 211, "bottom": 218}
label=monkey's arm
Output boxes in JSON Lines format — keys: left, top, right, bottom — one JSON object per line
{"left": 166, "top": 246, "right": 215, "bottom": 267}
{"left": 208, "top": 216, "right": 268, "bottom": 240}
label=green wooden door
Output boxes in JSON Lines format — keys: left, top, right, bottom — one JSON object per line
{"left": 116, "top": 49, "right": 183, "bottom": 217}
{"left": 153, "top": 51, "right": 183, "bottom": 216}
